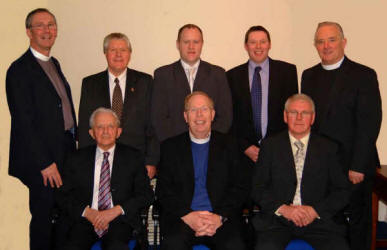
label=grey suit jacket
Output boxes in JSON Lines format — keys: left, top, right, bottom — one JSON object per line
{"left": 151, "top": 60, "right": 232, "bottom": 142}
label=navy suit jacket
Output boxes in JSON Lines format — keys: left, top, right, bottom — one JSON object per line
{"left": 6, "top": 49, "right": 77, "bottom": 182}
{"left": 227, "top": 58, "right": 298, "bottom": 154}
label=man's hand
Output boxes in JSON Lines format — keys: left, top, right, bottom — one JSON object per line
{"left": 145, "top": 165, "right": 157, "bottom": 179}
{"left": 196, "top": 211, "right": 222, "bottom": 236}
{"left": 41, "top": 163, "right": 62, "bottom": 188}
{"left": 181, "top": 211, "right": 208, "bottom": 232}
{"left": 244, "top": 145, "right": 260, "bottom": 162}
{"left": 84, "top": 207, "right": 99, "bottom": 225}
{"left": 278, "top": 205, "right": 308, "bottom": 227}
{"left": 298, "top": 205, "right": 319, "bottom": 226}
{"left": 93, "top": 206, "right": 123, "bottom": 230}
{"left": 348, "top": 170, "right": 364, "bottom": 184}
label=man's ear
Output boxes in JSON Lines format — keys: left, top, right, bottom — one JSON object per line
{"left": 89, "top": 129, "right": 95, "bottom": 139}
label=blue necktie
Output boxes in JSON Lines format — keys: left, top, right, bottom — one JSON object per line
{"left": 251, "top": 66, "right": 262, "bottom": 141}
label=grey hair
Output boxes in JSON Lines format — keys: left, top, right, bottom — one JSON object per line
{"left": 314, "top": 21, "right": 345, "bottom": 44}
{"left": 284, "top": 94, "right": 315, "bottom": 113}
{"left": 184, "top": 91, "right": 214, "bottom": 111}
{"left": 103, "top": 32, "right": 132, "bottom": 53}
{"left": 25, "top": 8, "right": 56, "bottom": 29}
{"left": 89, "top": 107, "right": 121, "bottom": 128}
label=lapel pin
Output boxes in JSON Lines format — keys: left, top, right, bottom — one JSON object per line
{"left": 130, "top": 87, "right": 135, "bottom": 92}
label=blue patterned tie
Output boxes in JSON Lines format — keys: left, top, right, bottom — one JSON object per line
{"left": 251, "top": 66, "right": 262, "bottom": 141}
{"left": 95, "top": 152, "right": 111, "bottom": 237}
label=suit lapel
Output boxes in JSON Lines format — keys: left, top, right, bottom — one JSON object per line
{"left": 180, "top": 133, "right": 195, "bottom": 194}
{"left": 83, "top": 146, "right": 98, "bottom": 204}
{"left": 281, "top": 133, "right": 297, "bottom": 181}
{"left": 173, "top": 61, "right": 191, "bottom": 94}
{"left": 98, "top": 71, "right": 111, "bottom": 108}
{"left": 121, "top": 68, "right": 137, "bottom": 127}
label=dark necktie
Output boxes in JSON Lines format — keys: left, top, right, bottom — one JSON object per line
{"left": 95, "top": 152, "right": 112, "bottom": 237}
{"left": 251, "top": 66, "right": 262, "bottom": 141}
{"left": 112, "top": 78, "right": 123, "bottom": 120}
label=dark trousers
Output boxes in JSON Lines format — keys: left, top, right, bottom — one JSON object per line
{"left": 254, "top": 218, "right": 349, "bottom": 250}
{"left": 161, "top": 217, "right": 246, "bottom": 250}
{"left": 61, "top": 218, "right": 133, "bottom": 250}
{"left": 23, "top": 132, "right": 76, "bottom": 250}
{"left": 348, "top": 176, "right": 373, "bottom": 250}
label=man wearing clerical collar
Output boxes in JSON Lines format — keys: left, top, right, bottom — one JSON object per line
{"left": 156, "top": 91, "right": 248, "bottom": 250}
{"left": 301, "top": 21, "right": 382, "bottom": 250}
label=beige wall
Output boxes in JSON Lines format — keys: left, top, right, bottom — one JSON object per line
{"left": 1, "top": 0, "right": 386, "bottom": 248}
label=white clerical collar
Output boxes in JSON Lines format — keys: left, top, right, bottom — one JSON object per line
{"left": 181, "top": 59, "right": 200, "bottom": 70}
{"left": 321, "top": 57, "right": 344, "bottom": 70}
{"left": 30, "top": 47, "right": 50, "bottom": 61}
{"left": 288, "top": 132, "right": 310, "bottom": 146}
{"left": 108, "top": 68, "right": 127, "bottom": 82}
{"left": 189, "top": 131, "right": 210, "bottom": 144}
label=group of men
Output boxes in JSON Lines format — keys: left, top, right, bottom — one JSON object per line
{"left": 6, "top": 7, "right": 381, "bottom": 250}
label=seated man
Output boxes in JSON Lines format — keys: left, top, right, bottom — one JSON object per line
{"left": 251, "top": 94, "right": 350, "bottom": 250}
{"left": 57, "top": 108, "right": 154, "bottom": 250}
{"left": 156, "top": 91, "right": 248, "bottom": 250}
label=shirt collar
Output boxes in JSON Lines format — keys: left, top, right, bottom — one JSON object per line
{"left": 288, "top": 132, "right": 310, "bottom": 146}
{"left": 248, "top": 57, "right": 269, "bottom": 73}
{"left": 96, "top": 144, "right": 116, "bottom": 156}
{"left": 30, "top": 47, "right": 50, "bottom": 61}
{"left": 189, "top": 131, "right": 211, "bottom": 144}
{"left": 321, "top": 56, "right": 344, "bottom": 70}
{"left": 180, "top": 59, "right": 200, "bottom": 70}
{"left": 108, "top": 68, "right": 127, "bottom": 83}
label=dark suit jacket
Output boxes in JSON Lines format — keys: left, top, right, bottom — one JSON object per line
{"left": 6, "top": 49, "right": 77, "bottom": 182}
{"left": 56, "top": 143, "right": 154, "bottom": 230}
{"left": 78, "top": 69, "right": 159, "bottom": 165}
{"left": 156, "top": 131, "right": 249, "bottom": 224}
{"left": 251, "top": 131, "right": 350, "bottom": 231}
{"left": 301, "top": 57, "right": 382, "bottom": 175}
{"left": 151, "top": 60, "right": 233, "bottom": 142}
{"left": 227, "top": 58, "right": 298, "bottom": 154}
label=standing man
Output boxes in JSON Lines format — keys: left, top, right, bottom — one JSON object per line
{"left": 156, "top": 92, "right": 248, "bottom": 250}
{"left": 151, "top": 24, "right": 232, "bottom": 142}
{"left": 252, "top": 94, "right": 350, "bottom": 250}
{"left": 6, "top": 8, "right": 77, "bottom": 250}
{"left": 57, "top": 108, "right": 154, "bottom": 250}
{"left": 227, "top": 26, "right": 298, "bottom": 166}
{"left": 301, "top": 21, "right": 382, "bottom": 250}
{"left": 78, "top": 33, "right": 158, "bottom": 179}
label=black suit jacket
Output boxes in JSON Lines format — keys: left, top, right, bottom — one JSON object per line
{"left": 57, "top": 143, "right": 154, "bottom": 230}
{"left": 227, "top": 58, "right": 298, "bottom": 154}
{"left": 151, "top": 60, "right": 233, "bottom": 142}
{"left": 251, "top": 131, "right": 350, "bottom": 231}
{"left": 301, "top": 57, "right": 382, "bottom": 175}
{"left": 78, "top": 69, "right": 159, "bottom": 165}
{"left": 6, "top": 49, "right": 77, "bottom": 182}
{"left": 156, "top": 131, "right": 249, "bottom": 223}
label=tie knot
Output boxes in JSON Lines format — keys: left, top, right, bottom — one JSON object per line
{"left": 103, "top": 152, "right": 110, "bottom": 159}
{"left": 255, "top": 66, "right": 262, "bottom": 74}
{"left": 294, "top": 140, "right": 304, "bottom": 150}
{"left": 114, "top": 78, "right": 119, "bottom": 84}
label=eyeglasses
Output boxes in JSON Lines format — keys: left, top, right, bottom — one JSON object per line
{"left": 30, "top": 23, "right": 57, "bottom": 31}
{"left": 186, "top": 106, "right": 211, "bottom": 114}
{"left": 286, "top": 110, "right": 313, "bottom": 118}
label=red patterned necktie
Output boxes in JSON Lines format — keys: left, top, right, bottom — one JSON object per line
{"left": 95, "top": 151, "right": 112, "bottom": 237}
